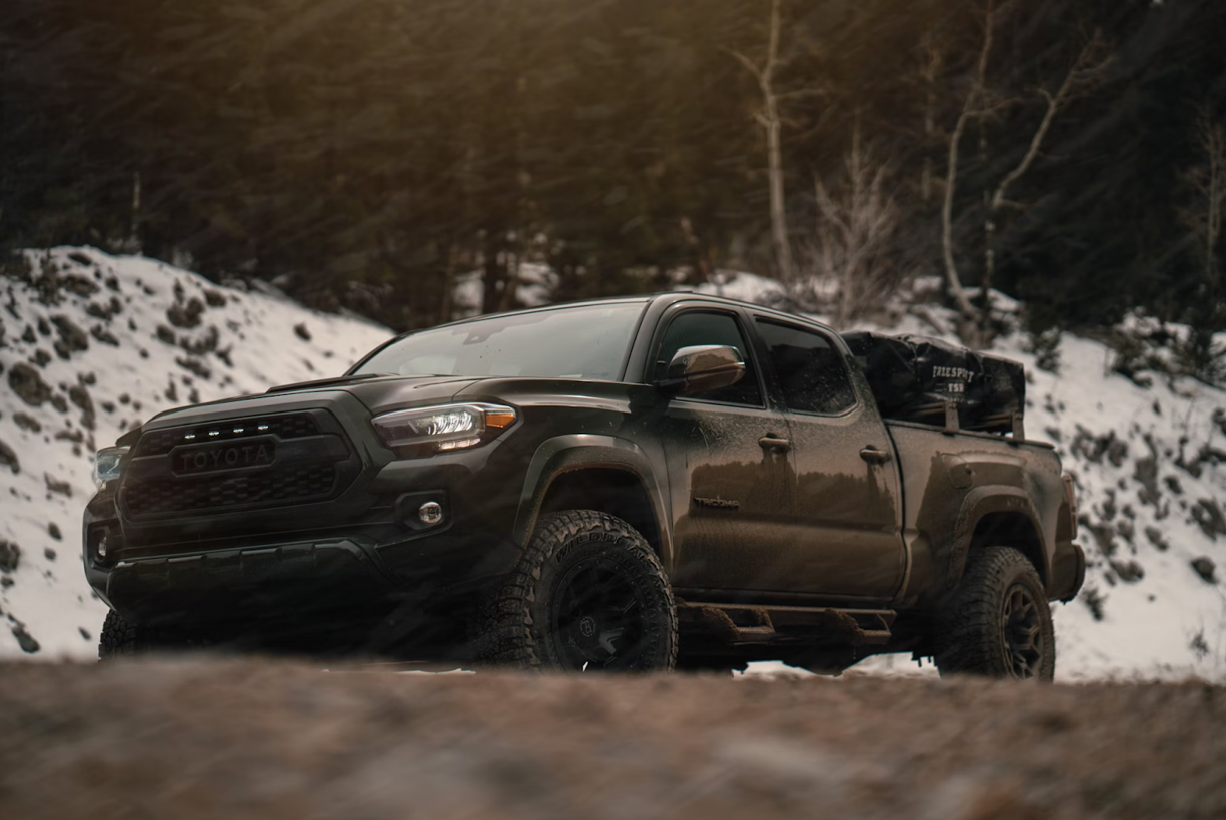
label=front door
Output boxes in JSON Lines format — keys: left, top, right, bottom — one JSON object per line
{"left": 753, "top": 316, "right": 905, "bottom": 600}
{"left": 653, "top": 308, "right": 795, "bottom": 593}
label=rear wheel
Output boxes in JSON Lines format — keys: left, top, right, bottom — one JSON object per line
{"left": 935, "top": 546, "right": 1055, "bottom": 681}
{"left": 474, "top": 510, "right": 678, "bottom": 672}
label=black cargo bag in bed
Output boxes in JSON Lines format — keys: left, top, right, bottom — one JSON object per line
{"left": 841, "top": 332, "right": 1025, "bottom": 433}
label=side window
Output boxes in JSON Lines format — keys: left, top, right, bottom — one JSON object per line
{"left": 756, "top": 319, "right": 856, "bottom": 415}
{"left": 655, "top": 311, "right": 763, "bottom": 406}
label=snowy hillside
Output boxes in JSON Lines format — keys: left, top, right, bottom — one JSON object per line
{"left": 0, "top": 247, "right": 391, "bottom": 658}
{"left": 1, "top": 253, "right": 1224, "bottom": 682}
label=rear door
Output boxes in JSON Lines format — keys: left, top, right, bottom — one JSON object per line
{"left": 752, "top": 316, "right": 906, "bottom": 600}
{"left": 650, "top": 305, "right": 796, "bottom": 593}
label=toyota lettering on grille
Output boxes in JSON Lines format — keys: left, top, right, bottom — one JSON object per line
{"left": 174, "top": 441, "right": 277, "bottom": 475}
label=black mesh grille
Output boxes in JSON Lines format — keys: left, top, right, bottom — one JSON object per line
{"left": 124, "top": 465, "right": 337, "bottom": 517}
{"left": 135, "top": 414, "right": 319, "bottom": 457}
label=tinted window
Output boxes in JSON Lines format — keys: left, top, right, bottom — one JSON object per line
{"left": 353, "top": 303, "right": 645, "bottom": 380}
{"left": 757, "top": 320, "right": 856, "bottom": 414}
{"left": 656, "top": 311, "right": 762, "bottom": 406}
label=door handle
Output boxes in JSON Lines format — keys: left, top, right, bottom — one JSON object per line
{"left": 759, "top": 435, "right": 791, "bottom": 453}
{"left": 860, "top": 446, "right": 890, "bottom": 464}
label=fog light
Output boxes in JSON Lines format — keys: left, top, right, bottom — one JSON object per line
{"left": 418, "top": 501, "right": 444, "bottom": 526}
{"left": 96, "top": 533, "right": 108, "bottom": 560}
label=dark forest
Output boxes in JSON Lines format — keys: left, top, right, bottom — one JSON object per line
{"left": 2, "top": 0, "right": 1224, "bottom": 356}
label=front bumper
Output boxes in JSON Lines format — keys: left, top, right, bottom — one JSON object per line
{"left": 83, "top": 390, "right": 529, "bottom": 625}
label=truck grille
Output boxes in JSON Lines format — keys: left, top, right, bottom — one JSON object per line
{"left": 134, "top": 414, "right": 319, "bottom": 457}
{"left": 124, "top": 465, "right": 338, "bottom": 517}
{"left": 121, "top": 410, "right": 353, "bottom": 520}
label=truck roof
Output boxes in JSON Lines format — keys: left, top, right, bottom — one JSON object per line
{"left": 406, "top": 291, "right": 834, "bottom": 339}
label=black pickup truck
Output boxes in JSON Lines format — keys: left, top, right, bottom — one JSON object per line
{"left": 84, "top": 293, "right": 1085, "bottom": 679}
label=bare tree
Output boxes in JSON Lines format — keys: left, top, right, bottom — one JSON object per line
{"left": 810, "top": 121, "right": 909, "bottom": 328}
{"left": 1180, "top": 107, "right": 1226, "bottom": 382}
{"left": 1185, "top": 108, "right": 1226, "bottom": 295}
{"left": 919, "top": 33, "right": 944, "bottom": 205}
{"left": 727, "top": 0, "right": 798, "bottom": 287}
{"left": 940, "top": 0, "right": 997, "bottom": 325}
{"left": 941, "top": 1, "right": 1111, "bottom": 343}
{"left": 980, "top": 33, "right": 1113, "bottom": 311}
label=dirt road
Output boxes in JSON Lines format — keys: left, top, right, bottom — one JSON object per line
{"left": 0, "top": 658, "right": 1222, "bottom": 820}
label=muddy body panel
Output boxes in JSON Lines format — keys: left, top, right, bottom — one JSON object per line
{"left": 83, "top": 292, "right": 1084, "bottom": 659}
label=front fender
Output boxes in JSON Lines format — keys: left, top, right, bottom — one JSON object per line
{"left": 513, "top": 435, "right": 672, "bottom": 568}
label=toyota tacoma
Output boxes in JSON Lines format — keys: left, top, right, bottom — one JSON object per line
{"left": 84, "top": 293, "right": 1085, "bottom": 679}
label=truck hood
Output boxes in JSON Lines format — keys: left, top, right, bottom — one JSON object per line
{"left": 133, "top": 373, "right": 481, "bottom": 436}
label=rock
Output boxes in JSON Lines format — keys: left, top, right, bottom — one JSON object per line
{"left": 1133, "top": 456, "right": 1160, "bottom": 507}
{"left": 167, "top": 296, "right": 205, "bottom": 329}
{"left": 8, "top": 361, "right": 53, "bottom": 406}
{"left": 62, "top": 275, "right": 98, "bottom": 297}
{"left": 51, "top": 315, "right": 90, "bottom": 353}
{"left": 20, "top": 325, "right": 35, "bottom": 343}
{"left": 79, "top": 371, "right": 96, "bottom": 385}
{"left": 0, "top": 540, "right": 20, "bottom": 572}
{"left": 1191, "top": 499, "right": 1226, "bottom": 541}
{"left": 30, "top": 348, "right": 51, "bottom": 367}
{"left": 156, "top": 325, "right": 177, "bottom": 345}
{"left": 78, "top": 627, "right": 91, "bottom": 640}
{"left": 1191, "top": 557, "right": 1216, "bottom": 584}
{"left": 1110, "top": 559, "right": 1145, "bottom": 583}
{"left": 13, "top": 412, "right": 41, "bottom": 432}
{"left": 45, "top": 474, "right": 72, "bottom": 497}
{"left": 294, "top": 322, "right": 312, "bottom": 341}
{"left": 68, "top": 383, "right": 95, "bottom": 429}
{"left": 1144, "top": 526, "right": 1169, "bottom": 552}
{"left": 91, "top": 326, "right": 119, "bottom": 346}
{"left": 176, "top": 356, "right": 211, "bottom": 380}
{"left": 44, "top": 547, "right": 57, "bottom": 561}
{"left": 204, "top": 289, "right": 226, "bottom": 307}
{"left": 10, "top": 624, "right": 40, "bottom": 654}
{"left": 67, "top": 250, "right": 93, "bottom": 267}
{"left": 48, "top": 523, "right": 62, "bottom": 541}
{"left": 0, "top": 439, "right": 19, "bottom": 474}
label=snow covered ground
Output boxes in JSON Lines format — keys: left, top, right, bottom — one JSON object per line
{"left": 0, "top": 247, "right": 391, "bottom": 658}
{"left": 1, "top": 252, "right": 1224, "bottom": 683}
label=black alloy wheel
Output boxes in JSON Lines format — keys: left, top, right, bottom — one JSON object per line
{"left": 1000, "top": 583, "right": 1045, "bottom": 679}
{"left": 550, "top": 559, "right": 647, "bottom": 671}
{"left": 473, "top": 510, "right": 678, "bottom": 672}
{"left": 935, "top": 545, "right": 1056, "bottom": 681}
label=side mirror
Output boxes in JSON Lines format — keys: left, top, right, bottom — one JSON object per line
{"left": 656, "top": 345, "right": 746, "bottom": 396}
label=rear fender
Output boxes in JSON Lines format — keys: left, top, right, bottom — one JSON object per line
{"left": 948, "top": 486, "right": 1050, "bottom": 592}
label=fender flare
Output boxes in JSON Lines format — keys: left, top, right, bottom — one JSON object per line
{"left": 512, "top": 435, "right": 673, "bottom": 569}
{"left": 947, "top": 485, "right": 1050, "bottom": 592}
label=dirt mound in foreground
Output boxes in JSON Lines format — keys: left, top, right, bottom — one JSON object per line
{"left": 1, "top": 658, "right": 1223, "bottom": 819}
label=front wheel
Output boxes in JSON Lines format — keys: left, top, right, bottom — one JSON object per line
{"left": 473, "top": 510, "right": 678, "bottom": 672}
{"left": 935, "top": 546, "right": 1056, "bottom": 681}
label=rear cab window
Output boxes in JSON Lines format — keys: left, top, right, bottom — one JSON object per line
{"left": 755, "top": 319, "right": 857, "bottom": 415}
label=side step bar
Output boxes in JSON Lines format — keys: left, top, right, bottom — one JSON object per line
{"left": 676, "top": 601, "right": 895, "bottom": 647}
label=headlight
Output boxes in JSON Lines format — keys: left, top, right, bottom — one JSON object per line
{"left": 372, "top": 403, "right": 517, "bottom": 454}
{"left": 93, "top": 446, "right": 130, "bottom": 489}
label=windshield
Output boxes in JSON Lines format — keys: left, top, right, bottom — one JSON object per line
{"left": 352, "top": 302, "right": 646, "bottom": 380}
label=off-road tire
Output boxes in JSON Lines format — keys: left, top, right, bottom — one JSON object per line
{"left": 935, "top": 546, "right": 1056, "bottom": 681}
{"left": 473, "top": 510, "right": 678, "bottom": 672}
{"left": 98, "top": 610, "right": 148, "bottom": 659}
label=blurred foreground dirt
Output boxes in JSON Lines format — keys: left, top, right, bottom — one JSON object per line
{"left": 1, "top": 658, "right": 1223, "bottom": 820}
